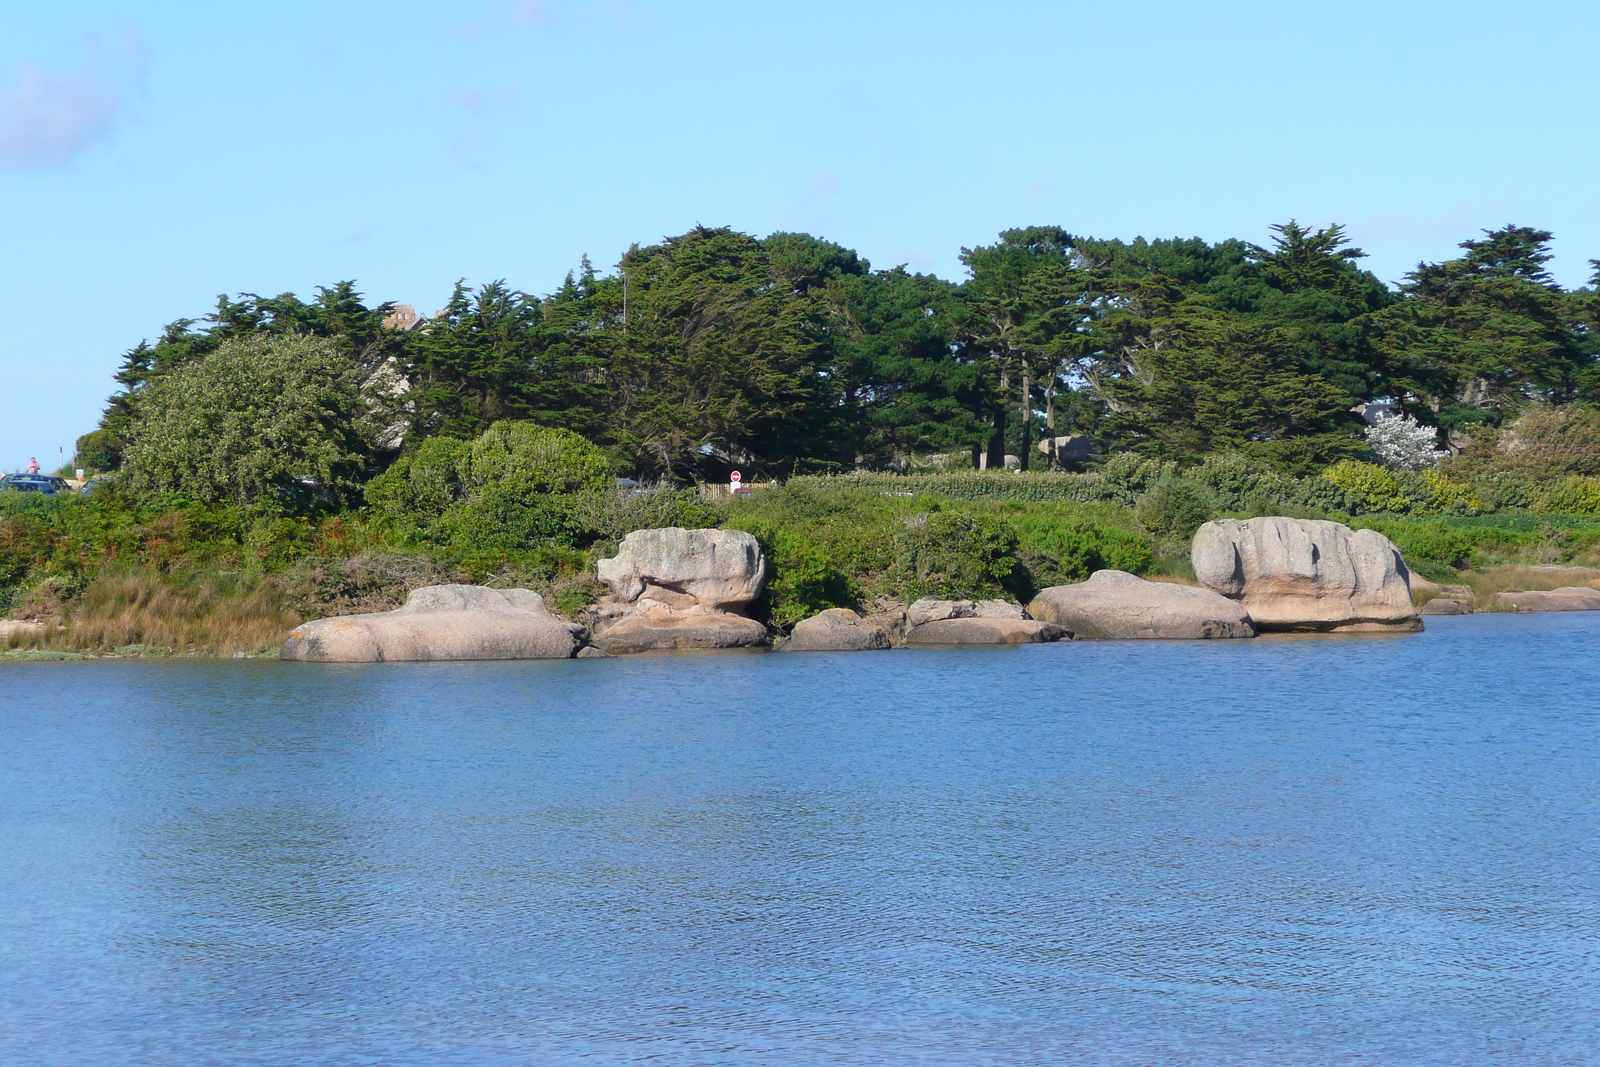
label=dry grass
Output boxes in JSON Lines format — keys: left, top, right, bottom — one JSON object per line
{"left": 1458, "top": 564, "right": 1600, "bottom": 596}
{"left": 4, "top": 568, "right": 301, "bottom": 657}
{"left": 1427, "top": 564, "right": 1600, "bottom": 613}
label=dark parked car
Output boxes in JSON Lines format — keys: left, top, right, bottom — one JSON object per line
{"left": 1, "top": 473, "right": 69, "bottom": 495}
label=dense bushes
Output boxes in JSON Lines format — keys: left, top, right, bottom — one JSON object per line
{"left": 367, "top": 422, "right": 614, "bottom": 551}
{"left": 121, "top": 334, "right": 373, "bottom": 507}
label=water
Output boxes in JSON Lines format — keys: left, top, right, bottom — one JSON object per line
{"left": 3, "top": 614, "right": 1600, "bottom": 1066}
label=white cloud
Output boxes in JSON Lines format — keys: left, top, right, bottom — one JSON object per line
{"left": 0, "top": 26, "right": 147, "bottom": 169}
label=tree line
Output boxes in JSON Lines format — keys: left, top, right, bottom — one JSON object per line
{"left": 78, "top": 221, "right": 1600, "bottom": 494}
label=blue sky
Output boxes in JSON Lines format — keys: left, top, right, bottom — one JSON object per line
{"left": 3, "top": 0, "right": 1597, "bottom": 469}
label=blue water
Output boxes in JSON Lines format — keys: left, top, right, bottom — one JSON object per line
{"left": 3, "top": 614, "right": 1600, "bottom": 1066}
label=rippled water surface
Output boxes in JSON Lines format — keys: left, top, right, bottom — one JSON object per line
{"left": 4, "top": 613, "right": 1600, "bottom": 1065}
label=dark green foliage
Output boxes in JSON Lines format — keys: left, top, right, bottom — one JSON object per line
{"left": 120, "top": 334, "right": 374, "bottom": 508}
{"left": 1355, "top": 519, "right": 1479, "bottom": 572}
{"left": 890, "top": 510, "right": 1026, "bottom": 602}
{"left": 730, "top": 522, "right": 857, "bottom": 629}
{"left": 1372, "top": 227, "right": 1588, "bottom": 431}
{"left": 1135, "top": 479, "right": 1219, "bottom": 538}
{"left": 1093, "top": 304, "right": 1363, "bottom": 472}
{"left": 405, "top": 282, "right": 546, "bottom": 439}
{"left": 1008, "top": 511, "right": 1155, "bottom": 588}
{"left": 368, "top": 422, "right": 612, "bottom": 551}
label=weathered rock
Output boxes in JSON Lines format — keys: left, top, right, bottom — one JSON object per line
{"left": 975, "top": 599, "right": 1028, "bottom": 619}
{"left": 591, "top": 608, "right": 770, "bottom": 653}
{"left": 905, "top": 598, "right": 977, "bottom": 627}
{"left": 1192, "top": 517, "right": 1422, "bottom": 633}
{"left": 860, "top": 600, "right": 908, "bottom": 644}
{"left": 1036, "top": 435, "right": 1093, "bottom": 469}
{"left": 781, "top": 608, "right": 892, "bottom": 652}
{"left": 1489, "top": 587, "right": 1600, "bottom": 613}
{"left": 1421, "top": 598, "right": 1473, "bottom": 616}
{"left": 1027, "top": 570, "right": 1256, "bottom": 639}
{"left": 904, "top": 617, "right": 1068, "bottom": 645}
{"left": 280, "top": 585, "right": 586, "bottom": 662}
{"left": 597, "top": 528, "right": 767, "bottom": 612}
{"left": 575, "top": 645, "right": 614, "bottom": 658}
{"left": 592, "top": 527, "right": 772, "bottom": 653}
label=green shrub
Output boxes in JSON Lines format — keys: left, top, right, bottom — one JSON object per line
{"left": 1187, "top": 453, "right": 1298, "bottom": 512}
{"left": 1357, "top": 519, "right": 1478, "bottom": 572}
{"left": 121, "top": 333, "right": 373, "bottom": 508}
{"left": 1403, "top": 470, "right": 1482, "bottom": 516}
{"left": 367, "top": 423, "right": 614, "bottom": 550}
{"left": 1135, "top": 479, "right": 1218, "bottom": 538}
{"left": 754, "top": 527, "right": 857, "bottom": 629}
{"left": 1322, "top": 461, "right": 1407, "bottom": 513}
{"left": 365, "top": 437, "right": 472, "bottom": 517}
{"left": 889, "top": 510, "right": 1025, "bottom": 602}
{"left": 1532, "top": 477, "right": 1600, "bottom": 515}
{"left": 1012, "top": 514, "right": 1154, "bottom": 587}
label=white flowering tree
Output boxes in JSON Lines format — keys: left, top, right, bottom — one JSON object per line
{"left": 1366, "top": 414, "right": 1446, "bottom": 471}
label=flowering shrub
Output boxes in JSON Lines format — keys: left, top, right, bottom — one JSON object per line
{"left": 1366, "top": 414, "right": 1446, "bottom": 471}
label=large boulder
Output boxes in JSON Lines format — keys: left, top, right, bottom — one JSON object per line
{"left": 904, "top": 597, "right": 1031, "bottom": 624}
{"left": 780, "top": 608, "right": 892, "bottom": 652}
{"left": 280, "top": 585, "right": 586, "bottom": 662}
{"left": 592, "top": 527, "right": 772, "bottom": 653}
{"left": 597, "top": 528, "right": 767, "bottom": 612}
{"left": 591, "top": 608, "right": 771, "bottom": 654}
{"left": 1027, "top": 570, "right": 1256, "bottom": 639}
{"left": 905, "top": 598, "right": 978, "bottom": 627}
{"left": 904, "top": 617, "right": 1068, "bottom": 645}
{"left": 1421, "top": 598, "right": 1473, "bottom": 615}
{"left": 1489, "top": 587, "right": 1600, "bottom": 613}
{"left": 1192, "top": 518, "right": 1422, "bottom": 633}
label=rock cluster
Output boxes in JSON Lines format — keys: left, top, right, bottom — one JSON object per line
{"left": 780, "top": 608, "right": 892, "bottom": 652}
{"left": 1419, "top": 583, "right": 1476, "bottom": 616}
{"left": 279, "top": 585, "right": 586, "bottom": 662}
{"left": 591, "top": 528, "right": 771, "bottom": 652}
{"left": 281, "top": 515, "right": 1522, "bottom": 664}
{"left": 901, "top": 598, "right": 1067, "bottom": 645}
{"left": 1192, "top": 517, "right": 1421, "bottom": 633}
{"left": 1027, "top": 570, "right": 1255, "bottom": 640}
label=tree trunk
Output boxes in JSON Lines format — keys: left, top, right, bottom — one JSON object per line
{"left": 987, "top": 366, "right": 1008, "bottom": 470}
{"left": 1019, "top": 368, "right": 1032, "bottom": 471}
{"left": 985, "top": 408, "right": 1007, "bottom": 470}
{"left": 1044, "top": 376, "right": 1057, "bottom": 470}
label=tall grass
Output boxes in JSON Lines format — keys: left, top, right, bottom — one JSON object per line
{"left": 1459, "top": 565, "right": 1600, "bottom": 599}
{"left": 4, "top": 568, "right": 300, "bottom": 656}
